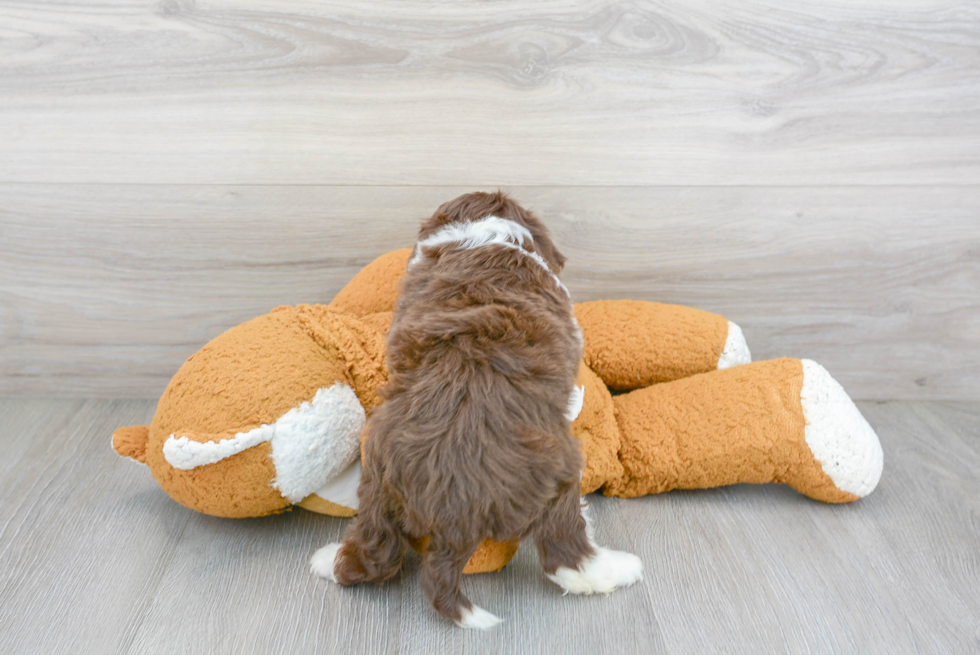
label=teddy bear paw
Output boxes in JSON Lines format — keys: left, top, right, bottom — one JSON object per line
{"left": 717, "top": 320, "right": 752, "bottom": 369}
{"left": 800, "top": 359, "right": 883, "bottom": 498}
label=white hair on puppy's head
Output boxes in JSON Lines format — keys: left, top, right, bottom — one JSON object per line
{"left": 409, "top": 215, "right": 570, "bottom": 297}
{"left": 409, "top": 215, "right": 532, "bottom": 266}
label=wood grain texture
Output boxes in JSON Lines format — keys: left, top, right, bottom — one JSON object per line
{"left": 0, "top": 398, "right": 191, "bottom": 655}
{"left": 0, "top": 1, "right": 978, "bottom": 185}
{"left": 0, "top": 398, "right": 978, "bottom": 654}
{"left": 2, "top": 184, "right": 977, "bottom": 399}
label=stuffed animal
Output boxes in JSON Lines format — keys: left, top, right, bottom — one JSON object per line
{"left": 112, "top": 249, "right": 883, "bottom": 573}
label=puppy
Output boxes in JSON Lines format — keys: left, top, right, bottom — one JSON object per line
{"left": 311, "top": 192, "right": 642, "bottom": 628}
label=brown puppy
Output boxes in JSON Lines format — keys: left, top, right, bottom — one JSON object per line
{"left": 311, "top": 192, "right": 642, "bottom": 628}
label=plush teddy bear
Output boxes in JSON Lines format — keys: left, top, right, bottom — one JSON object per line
{"left": 112, "top": 249, "right": 883, "bottom": 573}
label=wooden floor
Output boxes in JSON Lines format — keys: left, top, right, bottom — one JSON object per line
{"left": 0, "top": 397, "right": 977, "bottom": 654}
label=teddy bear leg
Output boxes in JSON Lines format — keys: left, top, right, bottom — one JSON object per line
{"left": 604, "top": 358, "right": 882, "bottom": 503}
{"left": 794, "top": 359, "right": 883, "bottom": 499}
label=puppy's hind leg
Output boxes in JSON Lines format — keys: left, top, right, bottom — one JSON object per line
{"left": 534, "top": 485, "right": 643, "bottom": 595}
{"left": 310, "top": 468, "right": 406, "bottom": 586}
{"left": 420, "top": 534, "right": 502, "bottom": 630}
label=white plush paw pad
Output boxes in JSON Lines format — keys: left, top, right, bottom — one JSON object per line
{"left": 310, "top": 542, "right": 341, "bottom": 582}
{"left": 548, "top": 547, "right": 643, "bottom": 595}
{"left": 456, "top": 605, "right": 503, "bottom": 630}
{"left": 801, "top": 359, "right": 884, "bottom": 497}
{"left": 717, "top": 320, "right": 752, "bottom": 369}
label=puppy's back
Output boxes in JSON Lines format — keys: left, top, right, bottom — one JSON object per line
{"left": 374, "top": 194, "right": 583, "bottom": 544}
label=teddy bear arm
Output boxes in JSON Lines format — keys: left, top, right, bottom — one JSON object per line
{"left": 574, "top": 299, "right": 750, "bottom": 391}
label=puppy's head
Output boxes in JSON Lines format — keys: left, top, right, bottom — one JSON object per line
{"left": 420, "top": 191, "right": 566, "bottom": 274}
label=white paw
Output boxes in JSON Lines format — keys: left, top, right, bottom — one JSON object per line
{"left": 310, "top": 542, "right": 341, "bottom": 582}
{"left": 717, "top": 320, "right": 751, "bottom": 369}
{"left": 548, "top": 547, "right": 643, "bottom": 595}
{"left": 456, "top": 604, "right": 503, "bottom": 630}
{"left": 800, "top": 359, "right": 883, "bottom": 497}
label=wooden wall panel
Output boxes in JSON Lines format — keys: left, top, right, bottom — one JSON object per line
{"left": 1, "top": 1, "right": 977, "bottom": 399}
{"left": 0, "top": 1, "right": 977, "bottom": 185}
{"left": 1, "top": 184, "right": 976, "bottom": 399}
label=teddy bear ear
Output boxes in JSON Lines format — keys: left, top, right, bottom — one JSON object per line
{"left": 329, "top": 249, "right": 413, "bottom": 317}
{"left": 112, "top": 425, "right": 150, "bottom": 463}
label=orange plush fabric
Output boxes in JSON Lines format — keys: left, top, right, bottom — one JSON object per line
{"left": 112, "top": 425, "right": 149, "bottom": 463}
{"left": 408, "top": 535, "right": 520, "bottom": 575}
{"left": 575, "top": 300, "right": 729, "bottom": 391}
{"left": 113, "top": 249, "right": 878, "bottom": 573}
{"left": 328, "top": 249, "right": 412, "bottom": 317}
{"left": 605, "top": 358, "right": 857, "bottom": 503}
{"left": 140, "top": 305, "right": 388, "bottom": 518}
{"left": 572, "top": 363, "right": 625, "bottom": 494}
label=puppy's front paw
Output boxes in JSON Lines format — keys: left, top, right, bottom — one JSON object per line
{"left": 310, "top": 542, "right": 342, "bottom": 582}
{"left": 548, "top": 547, "right": 643, "bottom": 595}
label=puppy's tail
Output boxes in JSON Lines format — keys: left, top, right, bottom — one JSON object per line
{"left": 419, "top": 534, "right": 503, "bottom": 630}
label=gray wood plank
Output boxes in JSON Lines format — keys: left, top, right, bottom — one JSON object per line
{"left": 0, "top": 1, "right": 977, "bottom": 185}
{"left": 125, "top": 500, "right": 667, "bottom": 655}
{"left": 833, "top": 401, "right": 980, "bottom": 652}
{"left": 615, "top": 400, "right": 980, "bottom": 654}
{"left": 1, "top": 399, "right": 979, "bottom": 654}
{"left": 2, "top": 184, "right": 977, "bottom": 400}
{"left": 0, "top": 398, "right": 191, "bottom": 655}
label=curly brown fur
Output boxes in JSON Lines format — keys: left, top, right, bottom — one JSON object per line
{"left": 329, "top": 192, "right": 596, "bottom": 625}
